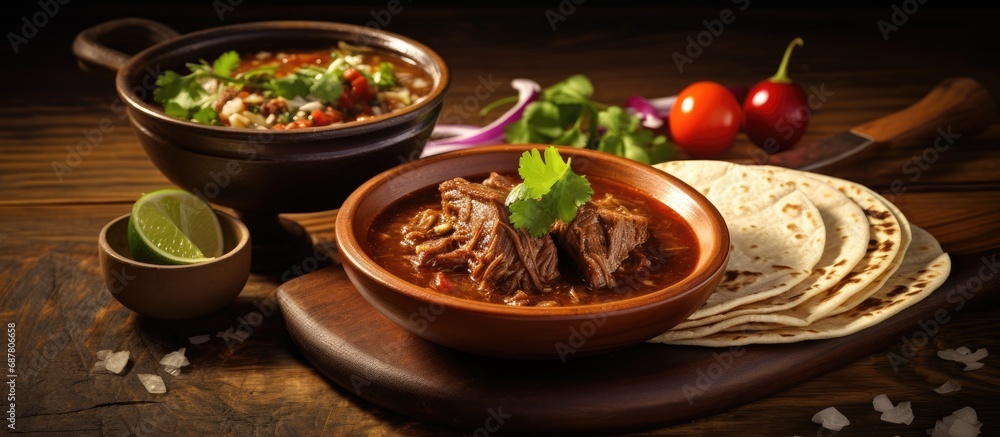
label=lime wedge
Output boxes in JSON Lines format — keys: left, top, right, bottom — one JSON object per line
{"left": 127, "top": 188, "right": 224, "bottom": 265}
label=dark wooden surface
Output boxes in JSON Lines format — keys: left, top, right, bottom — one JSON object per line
{"left": 276, "top": 249, "right": 1000, "bottom": 435}
{"left": 2, "top": 3, "right": 999, "bottom": 436}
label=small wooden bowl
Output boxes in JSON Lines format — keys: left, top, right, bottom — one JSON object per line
{"left": 336, "top": 145, "right": 730, "bottom": 359}
{"left": 98, "top": 210, "right": 251, "bottom": 320}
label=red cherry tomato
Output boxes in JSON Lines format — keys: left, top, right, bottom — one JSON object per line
{"left": 668, "top": 81, "right": 741, "bottom": 158}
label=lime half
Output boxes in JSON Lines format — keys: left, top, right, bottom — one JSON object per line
{"left": 127, "top": 188, "right": 224, "bottom": 265}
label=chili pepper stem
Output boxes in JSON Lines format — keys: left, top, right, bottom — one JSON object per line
{"left": 768, "top": 37, "right": 804, "bottom": 84}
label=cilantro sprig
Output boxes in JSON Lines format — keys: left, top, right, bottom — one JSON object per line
{"left": 153, "top": 50, "right": 242, "bottom": 125}
{"left": 506, "top": 146, "right": 594, "bottom": 238}
{"left": 501, "top": 74, "right": 675, "bottom": 165}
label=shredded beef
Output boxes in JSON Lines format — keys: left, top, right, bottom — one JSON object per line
{"left": 405, "top": 173, "right": 560, "bottom": 297}
{"left": 552, "top": 193, "right": 650, "bottom": 289}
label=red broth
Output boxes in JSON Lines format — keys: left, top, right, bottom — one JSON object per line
{"left": 367, "top": 175, "right": 700, "bottom": 306}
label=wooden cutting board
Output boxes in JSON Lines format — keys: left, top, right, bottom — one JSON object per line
{"left": 276, "top": 248, "right": 1000, "bottom": 435}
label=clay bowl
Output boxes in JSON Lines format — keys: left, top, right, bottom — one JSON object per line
{"left": 74, "top": 19, "right": 450, "bottom": 272}
{"left": 335, "top": 145, "right": 730, "bottom": 359}
{"left": 98, "top": 210, "right": 251, "bottom": 320}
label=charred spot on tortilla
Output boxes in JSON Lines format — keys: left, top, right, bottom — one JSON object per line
{"left": 880, "top": 240, "right": 895, "bottom": 252}
{"left": 865, "top": 209, "right": 892, "bottom": 220}
{"left": 781, "top": 203, "right": 802, "bottom": 214}
{"left": 772, "top": 265, "right": 793, "bottom": 270}
{"left": 886, "top": 285, "right": 909, "bottom": 297}
{"left": 722, "top": 270, "right": 763, "bottom": 283}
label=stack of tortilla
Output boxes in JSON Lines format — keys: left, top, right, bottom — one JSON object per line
{"left": 648, "top": 160, "right": 951, "bottom": 347}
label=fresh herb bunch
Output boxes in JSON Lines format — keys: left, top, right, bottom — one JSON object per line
{"left": 506, "top": 146, "right": 594, "bottom": 238}
{"left": 501, "top": 75, "right": 675, "bottom": 165}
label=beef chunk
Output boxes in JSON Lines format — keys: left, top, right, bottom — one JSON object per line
{"left": 406, "top": 173, "right": 560, "bottom": 296}
{"left": 553, "top": 193, "right": 650, "bottom": 289}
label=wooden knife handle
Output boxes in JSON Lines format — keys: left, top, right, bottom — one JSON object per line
{"left": 852, "top": 77, "right": 998, "bottom": 149}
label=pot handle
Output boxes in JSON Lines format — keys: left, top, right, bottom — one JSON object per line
{"left": 73, "top": 18, "right": 180, "bottom": 73}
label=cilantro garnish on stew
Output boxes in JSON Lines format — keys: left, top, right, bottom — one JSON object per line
{"left": 506, "top": 146, "right": 594, "bottom": 238}
{"left": 152, "top": 44, "right": 432, "bottom": 130}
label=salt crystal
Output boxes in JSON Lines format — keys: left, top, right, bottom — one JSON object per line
{"left": 949, "top": 419, "right": 982, "bottom": 437}
{"left": 91, "top": 360, "right": 107, "bottom": 373}
{"left": 927, "top": 407, "right": 982, "bottom": 437}
{"left": 953, "top": 406, "right": 979, "bottom": 424}
{"left": 882, "top": 401, "right": 914, "bottom": 425}
{"left": 189, "top": 335, "right": 211, "bottom": 345}
{"left": 138, "top": 373, "right": 167, "bottom": 394}
{"left": 873, "top": 394, "right": 894, "bottom": 412}
{"left": 964, "top": 362, "right": 985, "bottom": 371}
{"left": 938, "top": 348, "right": 989, "bottom": 363}
{"left": 812, "top": 406, "right": 850, "bottom": 431}
{"left": 933, "top": 380, "right": 962, "bottom": 394}
{"left": 96, "top": 350, "right": 112, "bottom": 360}
{"left": 159, "top": 348, "right": 191, "bottom": 376}
{"left": 104, "top": 351, "right": 130, "bottom": 374}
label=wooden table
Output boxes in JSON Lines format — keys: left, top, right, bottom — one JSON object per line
{"left": 2, "top": 3, "right": 998, "bottom": 435}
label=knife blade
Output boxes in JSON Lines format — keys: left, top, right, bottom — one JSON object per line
{"left": 745, "top": 77, "right": 998, "bottom": 172}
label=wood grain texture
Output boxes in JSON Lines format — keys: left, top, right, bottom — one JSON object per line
{"left": 1, "top": 3, "right": 998, "bottom": 436}
{"left": 275, "top": 250, "right": 1000, "bottom": 434}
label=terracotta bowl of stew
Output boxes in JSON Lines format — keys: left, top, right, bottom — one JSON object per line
{"left": 73, "top": 19, "right": 449, "bottom": 272}
{"left": 336, "top": 145, "right": 729, "bottom": 359}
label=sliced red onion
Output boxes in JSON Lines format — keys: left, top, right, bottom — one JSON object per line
{"left": 624, "top": 95, "right": 666, "bottom": 129}
{"left": 422, "top": 79, "right": 541, "bottom": 157}
{"left": 428, "top": 124, "right": 483, "bottom": 140}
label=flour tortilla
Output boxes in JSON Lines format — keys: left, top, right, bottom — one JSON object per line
{"left": 656, "top": 225, "right": 949, "bottom": 347}
{"left": 653, "top": 161, "right": 826, "bottom": 319}
{"left": 653, "top": 171, "right": 907, "bottom": 341}
{"left": 826, "top": 190, "right": 912, "bottom": 316}
{"left": 669, "top": 166, "right": 869, "bottom": 331}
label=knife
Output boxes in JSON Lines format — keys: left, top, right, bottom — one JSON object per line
{"left": 739, "top": 77, "right": 998, "bottom": 172}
